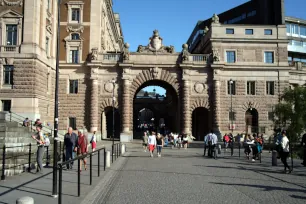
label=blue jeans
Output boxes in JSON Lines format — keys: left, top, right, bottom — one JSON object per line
{"left": 65, "top": 146, "right": 75, "bottom": 169}
{"left": 157, "top": 145, "right": 162, "bottom": 154}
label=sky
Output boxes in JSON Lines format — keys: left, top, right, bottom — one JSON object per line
{"left": 113, "top": 0, "right": 306, "bottom": 94}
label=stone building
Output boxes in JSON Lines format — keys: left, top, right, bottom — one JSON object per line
{"left": 0, "top": 0, "right": 58, "bottom": 122}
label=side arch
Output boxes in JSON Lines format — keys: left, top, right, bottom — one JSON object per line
{"left": 100, "top": 98, "right": 119, "bottom": 111}
{"left": 190, "top": 98, "right": 210, "bottom": 112}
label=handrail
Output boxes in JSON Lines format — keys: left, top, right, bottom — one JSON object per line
{"left": 57, "top": 147, "right": 107, "bottom": 204}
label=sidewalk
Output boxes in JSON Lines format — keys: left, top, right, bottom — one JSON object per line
{"left": 0, "top": 141, "right": 119, "bottom": 204}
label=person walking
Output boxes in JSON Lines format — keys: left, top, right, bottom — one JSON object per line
{"left": 64, "top": 127, "right": 78, "bottom": 170}
{"left": 31, "top": 124, "right": 45, "bottom": 174}
{"left": 148, "top": 131, "right": 157, "bottom": 157}
{"left": 77, "top": 130, "right": 89, "bottom": 172}
{"left": 280, "top": 131, "right": 292, "bottom": 173}
{"left": 90, "top": 131, "right": 97, "bottom": 152}
{"left": 156, "top": 133, "right": 164, "bottom": 157}
{"left": 301, "top": 133, "right": 306, "bottom": 166}
{"left": 142, "top": 132, "right": 148, "bottom": 152}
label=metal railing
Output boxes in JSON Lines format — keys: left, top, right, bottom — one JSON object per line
{"left": 57, "top": 147, "right": 106, "bottom": 204}
{"left": 111, "top": 143, "right": 121, "bottom": 163}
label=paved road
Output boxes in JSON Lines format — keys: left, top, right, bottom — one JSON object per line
{"left": 98, "top": 146, "right": 306, "bottom": 204}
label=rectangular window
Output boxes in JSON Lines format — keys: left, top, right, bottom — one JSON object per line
{"left": 69, "top": 117, "right": 77, "bottom": 130}
{"left": 245, "top": 29, "right": 253, "bottom": 35}
{"left": 292, "top": 40, "right": 303, "bottom": 46}
{"left": 226, "top": 51, "right": 236, "bottom": 63}
{"left": 3, "top": 65, "right": 14, "bottom": 85}
{"left": 268, "top": 112, "right": 274, "bottom": 121}
{"left": 227, "top": 80, "right": 236, "bottom": 95}
{"left": 264, "top": 51, "right": 274, "bottom": 63}
{"left": 6, "top": 25, "right": 18, "bottom": 45}
{"left": 292, "top": 24, "right": 299, "bottom": 35}
{"left": 247, "top": 81, "right": 256, "bottom": 95}
{"left": 71, "top": 8, "right": 80, "bottom": 22}
{"left": 264, "top": 29, "right": 272, "bottom": 35}
{"left": 226, "top": 28, "right": 234, "bottom": 34}
{"left": 46, "top": 37, "right": 49, "bottom": 55}
{"left": 286, "top": 24, "right": 290, "bottom": 33}
{"left": 69, "top": 80, "right": 78, "bottom": 94}
{"left": 69, "top": 49, "right": 79, "bottom": 63}
{"left": 2, "top": 100, "right": 11, "bottom": 112}
{"left": 266, "top": 81, "right": 275, "bottom": 95}
{"left": 229, "top": 112, "right": 236, "bottom": 121}
{"left": 300, "top": 26, "right": 306, "bottom": 36}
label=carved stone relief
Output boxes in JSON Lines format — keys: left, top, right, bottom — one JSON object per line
{"left": 1, "top": 0, "right": 23, "bottom": 6}
{"left": 104, "top": 82, "right": 114, "bottom": 93}
{"left": 66, "top": 26, "right": 84, "bottom": 33}
{"left": 150, "top": 67, "right": 159, "bottom": 79}
{"left": 194, "top": 82, "right": 206, "bottom": 94}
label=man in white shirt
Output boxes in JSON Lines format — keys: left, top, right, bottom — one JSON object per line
{"left": 207, "top": 130, "right": 218, "bottom": 158}
{"left": 148, "top": 131, "right": 157, "bottom": 157}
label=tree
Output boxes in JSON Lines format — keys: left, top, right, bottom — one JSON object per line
{"left": 273, "top": 86, "right": 306, "bottom": 142}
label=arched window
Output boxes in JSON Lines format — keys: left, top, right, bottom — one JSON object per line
{"left": 71, "top": 33, "right": 80, "bottom": 40}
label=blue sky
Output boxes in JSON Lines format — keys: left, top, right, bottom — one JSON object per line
{"left": 113, "top": 0, "right": 306, "bottom": 94}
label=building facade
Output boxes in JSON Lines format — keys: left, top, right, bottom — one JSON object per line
{"left": 0, "top": 0, "right": 58, "bottom": 123}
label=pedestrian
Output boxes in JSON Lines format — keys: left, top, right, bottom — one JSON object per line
{"left": 211, "top": 131, "right": 218, "bottom": 159}
{"left": 148, "top": 131, "right": 157, "bottom": 157}
{"left": 142, "top": 132, "right": 148, "bottom": 152}
{"left": 90, "top": 131, "right": 97, "bottom": 152}
{"left": 301, "top": 133, "right": 306, "bottom": 166}
{"left": 156, "top": 133, "right": 164, "bottom": 157}
{"left": 64, "top": 127, "right": 78, "bottom": 170}
{"left": 229, "top": 133, "right": 234, "bottom": 156}
{"left": 31, "top": 124, "right": 45, "bottom": 174}
{"left": 77, "top": 130, "right": 89, "bottom": 172}
{"left": 280, "top": 130, "right": 292, "bottom": 173}
{"left": 182, "top": 134, "right": 188, "bottom": 149}
{"left": 203, "top": 133, "right": 208, "bottom": 156}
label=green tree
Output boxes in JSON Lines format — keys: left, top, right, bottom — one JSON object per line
{"left": 273, "top": 86, "right": 306, "bottom": 142}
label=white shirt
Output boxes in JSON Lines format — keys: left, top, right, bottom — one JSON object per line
{"left": 281, "top": 136, "right": 290, "bottom": 152}
{"left": 148, "top": 135, "right": 156, "bottom": 145}
{"left": 91, "top": 134, "right": 96, "bottom": 143}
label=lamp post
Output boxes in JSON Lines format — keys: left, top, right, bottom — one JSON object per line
{"left": 52, "top": 0, "right": 61, "bottom": 198}
{"left": 112, "top": 79, "right": 116, "bottom": 146}
{"left": 229, "top": 79, "right": 233, "bottom": 133}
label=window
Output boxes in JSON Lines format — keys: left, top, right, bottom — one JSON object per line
{"left": 69, "top": 49, "right": 79, "bottom": 63}
{"left": 264, "top": 51, "right": 274, "bottom": 63}
{"left": 229, "top": 112, "right": 236, "bottom": 121}
{"left": 245, "top": 29, "right": 253, "bottom": 35}
{"left": 227, "top": 80, "right": 236, "bottom": 95}
{"left": 301, "top": 26, "right": 306, "bottom": 36}
{"left": 46, "top": 37, "right": 49, "bottom": 55}
{"left": 71, "top": 33, "right": 80, "bottom": 40}
{"left": 6, "top": 25, "right": 18, "bottom": 45}
{"left": 247, "top": 81, "right": 256, "bottom": 95}
{"left": 268, "top": 112, "right": 274, "bottom": 121}
{"left": 69, "top": 80, "right": 78, "bottom": 94}
{"left": 266, "top": 81, "right": 275, "bottom": 95}
{"left": 286, "top": 24, "right": 290, "bottom": 33}
{"left": 292, "top": 40, "right": 303, "bottom": 46}
{"left": 2, "top": 100, "right": 11, "bottom": 112}
{"left": 226, "top": 28, "right": 234, "bottom": 34}
{"left": 3, "top": 65, "right": 14, "bottom": 85}
{"left": 71, "top": 8, "right": 80, "bottom": 22}
{"left": 292, "top": 24, "right": 299, "bottom": 35}
{"left": 264, "top": 29, "right": 272, "bottom": 35}
{"left": 226, "top": 51, "right": 236, "bottom": 63}
{"left": 69, "top": 117, "right": 76, "bottom": 130}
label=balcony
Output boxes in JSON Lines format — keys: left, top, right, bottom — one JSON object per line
{"left": 102, "top": 53, "right": 121, "bottom": 62}
{"left": 188, "top": 54, "right": 211, "bottom": 64}
{"left": 0, "top": 45, "right": 20, "bottom": 53}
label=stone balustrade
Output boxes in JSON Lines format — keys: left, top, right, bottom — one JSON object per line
{"left": 0, "top": 45, "right": 20, "bottom": 53}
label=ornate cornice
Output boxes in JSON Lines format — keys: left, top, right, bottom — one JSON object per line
{"left": 66, "top": 25, "right": 84, "bottom": 33}
{"left": 1, "top": 0, "right": 23, "bottom": 6}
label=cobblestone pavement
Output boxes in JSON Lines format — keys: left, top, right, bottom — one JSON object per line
{"left": 99, "top": 146, "right": 306, "bottom": 204}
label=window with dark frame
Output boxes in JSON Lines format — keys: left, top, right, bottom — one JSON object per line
{"left": 264, "top": 29, "right": 272, "bottom": 35}
{"left": 226, "top": 51, "right": 236, "bottom": 63}
{"left": 226, "top": 28, "right": 234, "bottom": 34}
{"left": 3, "top": 65, "right": 14, "bottom": 85}
{"left": 69, "top": 49, "right": 79, "bottom": 63}
{"left": 245, "top": 29, "right": 253, "bottom": 35}
{"left": 71, "top": 8, "right": 80, "bottom": 22}
{"left": 229, "top": 112, "right": 236, "bottom": 121}
{"left": 247, "top": 81, "right": 256, "bottom": 95}
{"left": 71, "top": 33, "right": 80, "bottom": 40}
{"left": 6, "top": 25, "right": 18, "bottom": 45}
{"left": 2, "top": 100, "right": 11, "bottom": 112}
{"left": 266, "top": 81, "right": 275, "bottom": 95}
{"left": 227, "top": 80, "right": 236, "bottom": 95}
{"left": 69, "top": 117, "right": 76, "bottom": 130}
{"left": 69, "top": 80, "right": 78, "bottom": 94}
{"left": 264, "top": 51, "right": 274, "bottom": 63}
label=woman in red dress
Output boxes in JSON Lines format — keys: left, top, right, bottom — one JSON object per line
{"left": 77, "top": 130, "right": 89, "bottom": 172}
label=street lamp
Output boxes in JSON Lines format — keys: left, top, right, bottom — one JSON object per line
{"left": 229, "top": 79, "right": 234, "bottom": 133}
{"left": 111, "top": 78, "right": 116, "bottom": 146}
{"left": 52, "top": 0, "right": 61, "bottom": 198}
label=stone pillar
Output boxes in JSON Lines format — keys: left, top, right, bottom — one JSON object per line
{"left": 90, "top": 67, "right": 99, "bottom": 132}
{"left": 182, "top": 79, "right": 191, "bottom": 134}
{"left": 101, "top": 111, "right": 107, "bottom": 139}
{"left": 122, "top": 78, "right": 130, "bottom": 133}
{"left": 213, "top": 80, "right": 221, "bottom": 132}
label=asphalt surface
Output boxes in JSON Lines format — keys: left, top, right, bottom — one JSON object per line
{"left": 99, "top": 146, "right": 306, "bottom": 204}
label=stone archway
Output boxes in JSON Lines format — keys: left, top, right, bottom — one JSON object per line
{"left": 242, "top": 101, "right": 260, "bottom": 134}
{"left": 190, "top": 99, "right": 211, "bottom": 140}
{"left": 100, "top": 99, "right": 119, "bottom": 140}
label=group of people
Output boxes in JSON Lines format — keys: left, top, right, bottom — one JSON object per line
{"left": 203, "top": 130, "right": 219, "bottom": 159}
{"left": 243, "top": 133, "right": 264, "bottom": 162}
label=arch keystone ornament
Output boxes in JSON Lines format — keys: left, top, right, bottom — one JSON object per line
{"left": 104, "top": 81, "right": 115, "bottom": 93}
{"left": 194, "top": 82, "right": 206, "bottom": 94}
{"left": 150, "top": 67, "right": 160, "bottom": 79}
{"left": 190, "top": 98, "right": 210, "bottom": 111}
